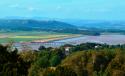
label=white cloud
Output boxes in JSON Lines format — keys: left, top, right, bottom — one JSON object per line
{"left": 8, "top": 4, "right": 37, "bottom": 11}
{"left": 27, "top": 6, "right": 40, "bottom": 12}
{"left": 9, "top": 4, "right": 19, "bottom": 8}
{"left": 28, "top": 7, "right": 35, "bottom": 11}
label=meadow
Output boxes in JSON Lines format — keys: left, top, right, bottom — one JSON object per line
{"left": 0, "top": 31, "right": 79, "bottom": 43}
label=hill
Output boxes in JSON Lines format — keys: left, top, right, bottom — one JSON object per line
{"left": 60, "top": 19, "right": 125, "bottom": 34}
{"left": 61, "top": 19, "right": 125, "bottom": 29}
{"left": 1, "top": 42, "right": 125, "bottom": 76}
{"left": 0, "top": 19, "right": 77, "bottom": 32}
{"left": 0, "top": 19, "right": 101, "bottom": 35}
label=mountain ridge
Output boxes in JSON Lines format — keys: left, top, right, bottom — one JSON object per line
{"left": 0, "top": 19, "right": 77, "bottom": 31}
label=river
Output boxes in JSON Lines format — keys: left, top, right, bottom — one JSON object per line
{"left": 14, "top": 34, "right": 125, "bottom": 50}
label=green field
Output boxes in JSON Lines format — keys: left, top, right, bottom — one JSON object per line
{"left": 0, "top": 31, "right": 80, "bottom": 43}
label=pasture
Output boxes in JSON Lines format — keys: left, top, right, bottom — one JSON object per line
{"left": 0, "top": 31, "right": 80, "bottom": 43}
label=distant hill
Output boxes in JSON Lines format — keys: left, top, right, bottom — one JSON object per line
{"left": 3, "top": 19, "right": 125, "bottom": 35}
{"left": 0, "top": 19, "right": 78, "bottom": 32}
{"left": 60, "top": 19, "right": 125, "bottom": 30}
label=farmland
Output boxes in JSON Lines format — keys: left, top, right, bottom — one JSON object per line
{"left": 0, "top": 31, "right": 80, "bottom": 43}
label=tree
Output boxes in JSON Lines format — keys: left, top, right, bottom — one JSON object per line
{"left": 38, "top": 46, "right": 46, "bottom": 51}
{"left": 0, "top": 44, "right": 30, "bottom": 76}
{"left": 50, "top": 55, "right": 61, "bottom": 67}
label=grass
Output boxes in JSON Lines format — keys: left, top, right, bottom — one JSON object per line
{"left": 0, "top": 31, "right": 80, "bottom": 43}
{"left": 10, "top": 35, "right": 69, "bottom": 39}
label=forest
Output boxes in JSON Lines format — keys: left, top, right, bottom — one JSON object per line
{"left": 0, "top": 43, "right": 125, "bottom": 76}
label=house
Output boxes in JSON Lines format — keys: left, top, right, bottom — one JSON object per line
{"left": 65, "top": 47, "right": 70, "bottom": 56}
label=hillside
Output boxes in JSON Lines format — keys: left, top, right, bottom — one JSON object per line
{"left": 0, "top": 19, "right": 101, "bottom": 35}
{"left": 1, "top": 43, "right": 124, "bottom": 76}
{"left": 0, "top": 19, "right": 77, "bottom": 32}
{"left": 2, "top": 19, "right": 125, "bottom": 35}
{"left": 61, "top": 19, "right": 125, "bottom": 30}
{"left": 61, "top": 19, "right": 125, "bottom": 34}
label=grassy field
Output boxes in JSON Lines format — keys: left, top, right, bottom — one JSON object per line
{"left": 0, "top": 31, "right": 80, "bottom": 43}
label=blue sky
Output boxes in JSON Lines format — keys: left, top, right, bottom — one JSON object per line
{"left": 0, "top": 0, "right": 125, "bottom": 20}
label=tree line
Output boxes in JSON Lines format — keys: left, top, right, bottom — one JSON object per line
{"left": 0, "top": 43, "right": 125, "bottom": 76}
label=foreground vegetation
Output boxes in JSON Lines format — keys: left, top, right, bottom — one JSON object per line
{"left": 0, "top": 43, "right": 125, "bottom": 76}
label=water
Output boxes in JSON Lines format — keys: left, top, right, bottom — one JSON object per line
{"left": 14, "top": 35, "right": 125, "bottom": 50}
{"left": 54, "top": 35, "right": 125, "bottom": 45}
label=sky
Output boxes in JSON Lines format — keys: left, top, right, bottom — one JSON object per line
{"left": 0, "top": 0, "right": 125, "bottom": 20}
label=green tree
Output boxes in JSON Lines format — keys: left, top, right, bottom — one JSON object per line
{"left": 50, "top": 55, "right": 61, "bottom": 67}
